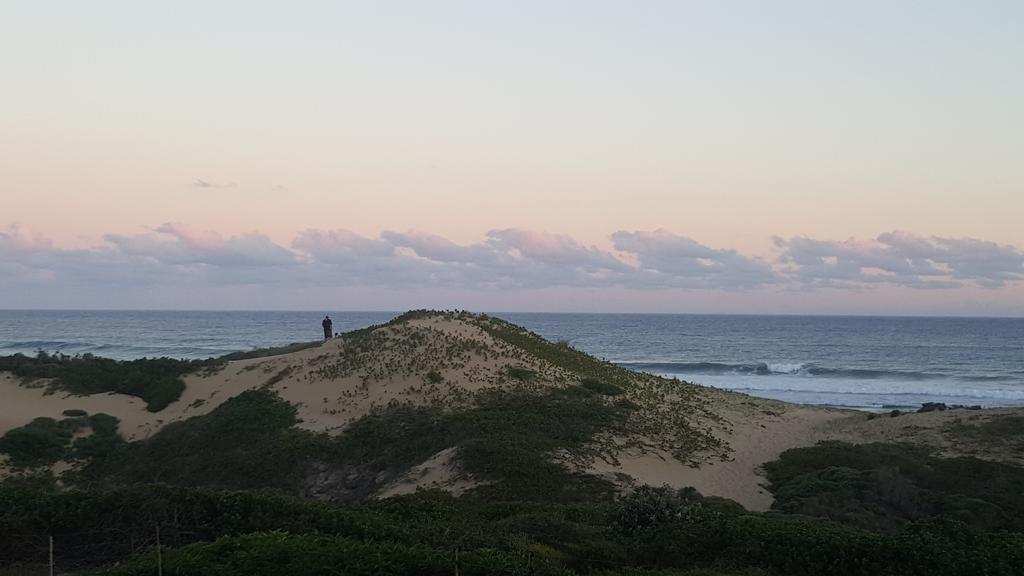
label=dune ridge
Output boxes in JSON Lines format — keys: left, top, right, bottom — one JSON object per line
{"left": 2, "top": 310, "right": 1022, "bottom": 510}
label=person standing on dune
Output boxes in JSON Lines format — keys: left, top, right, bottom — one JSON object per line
{"left": 322, "top": 315, "right": 333, "bottom": 340}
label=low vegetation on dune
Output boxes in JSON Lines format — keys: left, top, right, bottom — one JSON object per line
{"left": 52, "top": 384, "right": 632, "bottom": 502}
{"left": 0, "top": 412, "right": 122, "bottom": 468}
{"left": 944, "top": 414, "right": 1024, "bottom": 454}
{"left": 0, "top": 352, "right": 217, "bottom": 412}
{"left": 466, "top": 312, "right": 729, "bottom": 464}
{"left": 0, "top": 417, "right": 73, "bottom": 467}
{"left": 2, "top": 310, "right": 1024, "bottom": 575}
{"left": 217, "top": 340, "right": 325, "bottom": 361}
{"left": 70, "top": 391, "right": 321, "bottom": 491}
{"left": 328, "top": 385, "right": 634, "bottom": 501}
{"left": 764, "top": 441, "right": 1024, "bottom": 532}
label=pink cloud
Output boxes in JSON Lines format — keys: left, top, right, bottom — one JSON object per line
{"left": 2, "top": 224, "right": 1023, "bottom": 311}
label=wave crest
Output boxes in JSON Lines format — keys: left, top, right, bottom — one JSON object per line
{"left": 620, "top": 361, "right": 952, "bottom": 381}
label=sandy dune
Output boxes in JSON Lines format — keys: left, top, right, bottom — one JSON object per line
{"left": 591, "top": 390, "right": 853, "bottom": 510}
{"left": 3, "top": 313, "right": 1021, "bottom": 509}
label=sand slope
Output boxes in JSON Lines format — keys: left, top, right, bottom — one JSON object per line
{"left": 591, "top": 390, "right": 853, "bottom": 510}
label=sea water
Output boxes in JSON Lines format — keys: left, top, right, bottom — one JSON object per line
{"left": 1, "top": 310, "right": 1022, "bottom": 410}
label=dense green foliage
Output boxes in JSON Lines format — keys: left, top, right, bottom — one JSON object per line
{"left": 0, "top": 352, "right": 213, "bottom": 411}
{"left": 93, "top": 532, "right": 573, "bottom": 576}
{"left": 70, "top": 414, "right": 124, "bottom": 461}
{"left": 331, "top": 385, "right": 632, "bottom": 501}
{"left": 75, "top": 391, "right": 322, "bottom": 490}
{"left": 451, "top": 387, "right": 629, "bottom": 501}
{"left": 625, "top": 503, "right": 1024, "bottom": 576}
{"left": 1, "top": 484, "right": 1022, "bottom": 576}
{"left": 46, "top": 381, "right": 630, "bottom": 502}
{"left": 0, "top": 417, "right": 72, "bottom": 467}
{"left": 0, "top": 412, "right": 124, "bottom": 467}
{"left": 763, "top": 441, "right": 1024, "bottom": 532}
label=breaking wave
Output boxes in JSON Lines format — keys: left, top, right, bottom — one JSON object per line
{"left": 618, "top": 361, "right": 949, "bottom": 381}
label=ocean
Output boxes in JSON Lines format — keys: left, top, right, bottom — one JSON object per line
{"left": 1, "top": 310, "right": 1022, "bottom": 410}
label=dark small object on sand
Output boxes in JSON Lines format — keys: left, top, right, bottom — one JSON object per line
{"left": 918, "top": 402, "right": 948, "bottom": 413}
{"left": 889, "top": 409, "right": 903, "bottom": 418}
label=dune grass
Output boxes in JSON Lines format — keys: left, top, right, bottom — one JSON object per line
{"left": 946, "top": 415, "right": 1024, "bottom": 450}
{"left": 217, "top": 341, "right": 324, "bottom": 361}
{"left": 0, "top": 352, "right": 214, "bottom": 412}
{"left": 321, "top": 383, "right": 634, "bottom": 501}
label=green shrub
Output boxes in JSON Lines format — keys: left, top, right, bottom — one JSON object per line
{"left": 507, "top": 366, "right": 537, "bottom": 381}
{"left": 763, "top": 442, "right": 1024, "bottom": 532}
{"left": 0, "top": 485, "right": 581, "bottom": 570}
{"left": 76, "top": 390, "right": 323, "bottom": 490}
{"left": 580, "top": 378, "right": 625, "bottom": 396}
{"left": 71, "top": 414, "right": 124, "bottom": 460}
{"left": 330, "top": 386, "right": 632, "bottom": 502}
{"left": 2, "top": 482, "right": 1023, "bottom": 576}
{"left": 0, "top": 352, "right": 211, "bottom": 412}
{"left": 0, "top": 417, "right": 72, "bottom": 467}
{"left": 626, "top": 511, "right": 1024, "bottom": 576}
{"left": 92, "top": 532, "right": 572, "bottom": 576}
{"left": 612, "top": 486, "right": 714, "bottom": 536}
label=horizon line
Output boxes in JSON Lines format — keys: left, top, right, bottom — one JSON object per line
{"left": 2, "top": 308, "right": 1023, "bottom": 320}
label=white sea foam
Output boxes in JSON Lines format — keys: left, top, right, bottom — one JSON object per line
{"left": 674, "top": 373, "right": 1024, "bottom": 409}
{"left": 765, "top": 362, "right": 810, "bottom": 374}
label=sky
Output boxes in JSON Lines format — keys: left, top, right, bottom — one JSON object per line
{"left": 1, "top": 1, "right": 1022, "bottom": 314}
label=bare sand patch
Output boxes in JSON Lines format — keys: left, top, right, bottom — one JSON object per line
{"left": 593, "top": 389, "right": 852, "bottom": 511}
{"left": 377, "top": 447, "right": 480, "bottom": 497}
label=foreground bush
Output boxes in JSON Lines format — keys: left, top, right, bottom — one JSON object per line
{"left": 0, "top": 417, "right": 72, "bottom": 466}
{"left": 763, "top": 441, "right": 1024, "bottom": 531}
{"left": 626, "top": 509, "right": 1024, "bottom": 576}
{"left": 5, "top": 483, "right": 1023, "bottom": 576}
{"left": 92, "top": 532, "right": 571, "bottom": 576}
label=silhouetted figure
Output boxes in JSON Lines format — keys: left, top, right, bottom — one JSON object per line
{"left": 322, "top": 315, "right": 333, "bottom": 340}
